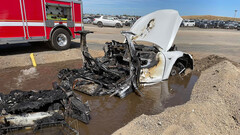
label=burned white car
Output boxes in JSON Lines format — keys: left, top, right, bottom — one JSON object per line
{"left": 58, "top": 10, "right": 193, "bottom": 98}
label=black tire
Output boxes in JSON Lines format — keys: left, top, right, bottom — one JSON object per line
{"left": 170, "top": 62, "right": 185, "bottom": 76}
{"left": 97, "top": 21, "right": 103, "bottom": 27}
{"left": 50, "top": 28, "right": 71, "bottom": 50}
{"left": 115, "top": 23, "right": 121, "bottom": 28}
{"left": 170, "top": 66, "right": 180, "bottom": 76}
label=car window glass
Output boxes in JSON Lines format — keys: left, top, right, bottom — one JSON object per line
{"left": 108, "top": 17, "right": 114, "bottom": 20}
{"left": 103, "top": 16, "right": 108, "bottom": 19}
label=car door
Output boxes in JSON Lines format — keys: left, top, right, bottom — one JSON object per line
{"left": 102, "top": 16, "right": 110, "bottom": 26}
{"left": 105, "top": 17, "right": 114, "bottom": 26}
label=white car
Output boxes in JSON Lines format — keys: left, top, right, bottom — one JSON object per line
{"left": 120, "top": 17, "right": 137, "bottom": 26}
{"left": 93, "top": 16, "right": 123, "bottom": 28}
{"left": 182, "top": 20, "right": 195, "bottom": 27}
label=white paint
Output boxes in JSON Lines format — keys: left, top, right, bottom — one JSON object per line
{"left": 0, "top": 22, "right": 23, "bottom": 26}
{"left": 25, "top": 22, "right": 44, "bottom": 26}
{"left": 125, "top": 10, "right": 193, "bottom": 84}
{"left": 162, "top": 51, "right": 184, "bottom": 80}
{"left": 130, "top": 9, "right": 182, "bottom": 52}
{"left": 140, "top": 52, "right": 166, "bottom": 85}
{"left": 0, "top": 22, "right": 83, "bottom": 27}
{"left": 2, "top": 112, "right": 53, "bottom": 126}
{"left": 0, "top": 22, "right": 44, "bottom": 27}
{"left": 75, "top": 23, "right": 83, "bottom": 27}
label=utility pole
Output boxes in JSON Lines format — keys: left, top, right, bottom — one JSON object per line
{"left": 233, "top": 10, "right": 237, "bottom": 21}
{"left": 234, "top": 10, "right": 237, "bottom": 18}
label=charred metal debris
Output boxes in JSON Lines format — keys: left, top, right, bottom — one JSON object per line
{"left": 58, "top": 31, "right": 145, "bottom": 98}
{"left": 0, "top": 87, "right": 90, "bottom": 134}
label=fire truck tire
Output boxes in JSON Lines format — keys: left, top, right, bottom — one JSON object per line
{"left": 50, "top": 28, "right": 71, "bottom": 50}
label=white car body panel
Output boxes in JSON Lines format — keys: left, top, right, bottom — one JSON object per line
{"left": 126, "top": 9, "right": 193, "bottom": 84}
{"left": 130, "top": 9, "right": 183, "bottom": 52}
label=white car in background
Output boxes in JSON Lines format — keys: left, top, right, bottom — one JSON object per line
{"left": 182, "top": 20, "right": 195, "bottom": 27}
{"left": 120, "top": 17, "right": 137, "bottom": 26}
{"left": 93, "top": 16, "right": 123, "bottom": 28}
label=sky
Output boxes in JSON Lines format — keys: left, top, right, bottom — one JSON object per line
{"left": 83, "top": 0, "right": 240, "bottom": 17}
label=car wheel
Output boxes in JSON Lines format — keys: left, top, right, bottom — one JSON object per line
{"left": 97, "top": 22, "right": 103, "bottom": 27}
{"left": 170, "top": 66, "right": 180, "bottom": 76}
{"left": 50, "top": 28, "right": 71, "bottom": 50}
{"left": 115, "top": 23, "right": 121, "bottom": 28}
{"left": 170, "top": 62, "right": 185, "bottom": 76}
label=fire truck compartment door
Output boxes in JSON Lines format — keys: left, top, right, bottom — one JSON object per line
{"left": 23, "top": 0, "right": 46, "bottom": 39}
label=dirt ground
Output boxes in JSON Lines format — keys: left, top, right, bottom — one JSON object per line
{"left": 114, "top": 58, "right": 240, "bottom": 135}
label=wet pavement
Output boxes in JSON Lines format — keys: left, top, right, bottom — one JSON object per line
{"left": 0, "top": 60, "right": 199, "bottom": 135}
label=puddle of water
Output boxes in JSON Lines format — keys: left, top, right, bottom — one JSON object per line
{"left": 0, "top": 60, "right": 199, "bottom": 135}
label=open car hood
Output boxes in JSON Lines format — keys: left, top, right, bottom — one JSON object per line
{"left": 130, "top": 9, "right": 182, "bottom": 51}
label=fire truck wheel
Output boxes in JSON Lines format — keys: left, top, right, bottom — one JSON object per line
{"left": 50, "top": 28, "right": 71, "bottom": 50}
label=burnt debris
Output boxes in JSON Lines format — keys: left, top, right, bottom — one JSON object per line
{"left": 58, "top": 31, "right": 148, "bottom": 98}
{"left": 0, "top": 87, "right": 90, "bottom": 134}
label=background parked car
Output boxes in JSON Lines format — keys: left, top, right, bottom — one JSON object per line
{"left": 120, "top": 17, "right": 136, "bottom": 26}
{"left": 237, "top": 23, "right": 240, "bottom": 30}
{"left": 93, "top": 16, "right": 123, "bottom": 28}
{"left": 182, "top": 20, "right": 195, "bottom": 27}
{"left": 194, "top": 20, "right": 201, "bottom": 27}
{"left": 223, "top": 22, "right": 236, "bottom": 29}
{"left": 199, "top": 21, "right": 214, "bottom": 28}
{"left": 83, "top": 17, "right": 92, "bottom": 24}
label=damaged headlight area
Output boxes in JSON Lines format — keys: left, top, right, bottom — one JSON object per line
{"left": 0, "top": 88, "right": 90, "bottom": 134}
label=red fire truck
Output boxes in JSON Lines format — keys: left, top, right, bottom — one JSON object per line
{"left": 0, "top": 0, "right": 83, "bottom": 50}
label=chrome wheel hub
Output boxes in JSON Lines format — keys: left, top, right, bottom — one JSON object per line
{"left": 57, "top": 34, "right": 67, "bottom": 47}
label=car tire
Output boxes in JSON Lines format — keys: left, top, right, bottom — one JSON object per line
{"left": 170, "top": 66, "right": 180, "bottom": 76}
{"left": 50, "top": 28, "right": 71, "bottom": 50}
{"left": 97, "top": 22, "right": 103, "bottom": 27}
{"left": 115, "top": 23, "right": 121, "bottom": 28}
{"left": 170, "top": 62, "right": 185, "bottom": 76}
